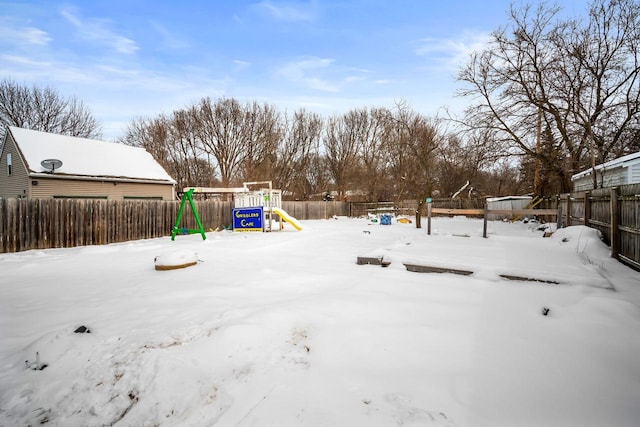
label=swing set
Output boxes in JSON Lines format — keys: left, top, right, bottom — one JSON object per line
{"left": 170, "top": 181, "right": 302, "bottom": 241}
{"left": 170, "top": 188, "right": 206, "bottom": 240}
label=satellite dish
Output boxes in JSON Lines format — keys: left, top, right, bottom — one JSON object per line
{"left": 41, "top": 158, "right": 63, "bottom": 173}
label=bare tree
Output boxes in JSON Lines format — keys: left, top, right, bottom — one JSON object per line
{"left": 323, "top": 111, "right": 364, "bottom": 199}
{"left": 121, "top": 112, "right": 215, "bottom": 192}
{"left": 565, "top": 0, "right": 640, "bottom": 187}
{"left": 306, "top": 153, "right": 333, "bottom": 200}
{"left": 121, "top": 115, "right": 171, "bottom": 162}
{"left": 239, "top": 101, "right": 282, "bottom": 183}
{"left": 354, "top": 107, "right": 389, "bottom": 202}
{"left": 436, "top": 128, "right": 504, "bottom": 197}
{"left": 273, "top": 109, "right": 323, "bottom": 199}
{"left": 192, "top": 97, "right": 249, "bottom": 187}
{"left": 437, "top": 135, "right": 477, "bottom": 198}
{"left": 384, "top": 102, "right": 442, "bottom": 227}
{"left": 0, "top": 78, "right": 101, "bottom": 139}
{"left": 458, "top": 0, "right": 640, "bottom": 193}
{"left": 170, "top": 109, "right": 217, "bottom": 189}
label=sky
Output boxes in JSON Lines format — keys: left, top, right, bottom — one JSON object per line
{"left": 1, "top": 0, "right": 589, "bottom": 140}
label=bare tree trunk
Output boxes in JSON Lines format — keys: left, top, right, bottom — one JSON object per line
{"left": 415, "top": 198, "right": 425, "bottom": 228}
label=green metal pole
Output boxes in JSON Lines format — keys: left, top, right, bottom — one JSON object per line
{"left": 171, "top": 188, "right": 207, "bottom": 240}
{"left": 171, "top": 189, "right": 191, "bottom": 240}
{"left": 188, "top": 191, "right": 206, "bottom": 240}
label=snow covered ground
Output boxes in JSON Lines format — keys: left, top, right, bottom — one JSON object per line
{"left": 1, "top": 216, "right": 639, "bottom": 427}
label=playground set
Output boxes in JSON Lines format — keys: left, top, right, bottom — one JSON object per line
{"left": 171, "top": 181, "right": 302, "bottom": 240}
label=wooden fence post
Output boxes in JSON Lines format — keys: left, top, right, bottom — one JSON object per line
{"left": 483, "top": 204, "right": 488, "bottom": 238}
{"left": 584, "top": 191, "right": 590, "bottom": 227}
{"left": 556, "top": 195, "right": 563, "bottom": 228}
{"left": 566, "top": 195, "right": 572, "bottom": 226}
{"left": 610, "top": 187, "right": 619, "bottom": 259}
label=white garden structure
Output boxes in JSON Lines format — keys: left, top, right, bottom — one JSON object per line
{"left": 184, "top": 181, "right": 300, "bottom": 231}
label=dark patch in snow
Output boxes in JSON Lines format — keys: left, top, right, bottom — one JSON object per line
{"left": 357, "top": 256, "right": 383, "bottom": 265}
{"left": 500, "top": 274, "right": 560, "bottom": 284}
{"left": 404, "top": 263, "right": 473, "bottom": 276}
{"left": 31, "top": 408, "right": 52, "bottom": 424}
{"left": 108, "top": 391, "right": 139, "bottom": 426}
{"left": 25, "top": 352, "right": 47, "bottom": 371}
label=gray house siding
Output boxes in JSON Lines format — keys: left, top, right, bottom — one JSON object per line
{"left": 573, "top": 167, "right": 627, "bottom": 191}
{"left": 572, "top": 152, "right": 640, "bottom": 191}
{"left": 631, "top": 163, "right": 640, "bottom": 183}
{"left": 0, "top": 133, "right": 30, "bottom": 198}
{"left": 30, "top": 176, "right": 173, "bottom": 200}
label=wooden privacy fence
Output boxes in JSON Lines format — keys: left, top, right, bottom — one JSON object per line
{"left": 282, "top": 201, "right": 349, "bottom": 220}
{"left": 0, "top": 198, "right": 233, "bottom": 253}
{"left": 558, "top": 183, "right": 640, "bottom": 270}
{"left": 0, "top": 199, "right": 350, "bottom": 253}
{"left": 0, "top": 197, "right": 547, "bottom": 253}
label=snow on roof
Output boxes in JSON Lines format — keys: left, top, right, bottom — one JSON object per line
{"left": 486, "top": 196, "right": 532, "bottom": 202}
{"left": 571, "top": 151, "right": 640, "bottom": 181}
{"left": 9, "top": 126, "right": 175, "bottom": 183}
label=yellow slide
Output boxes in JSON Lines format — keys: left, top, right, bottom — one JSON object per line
{"left": 271, "top": 207, "right": 302, "bottom": 230}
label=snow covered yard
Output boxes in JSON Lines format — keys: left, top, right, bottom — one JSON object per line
{"left": 1, "top": 217, "right": 639, "bottom": 427}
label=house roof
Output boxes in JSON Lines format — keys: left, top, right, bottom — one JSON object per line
{"left": 8, "top": 126, "right": 175, "bottom": 183}
{"left": 571, "top": 151, "right": 640, "bottom": 181}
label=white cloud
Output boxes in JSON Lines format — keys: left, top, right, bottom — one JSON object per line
{"left": 233, "top": 59, "right": 251, "bottom": 70}
{"left": 0, "top": 22, "right": 51, "bottom": 46}
{"left": 415, "top": 31, "right": 491, "bottom": 70}
{"left": 0, "top": 54, "right": 51, "bottom": 68}
{"left": 344, "top": 75, "right": 365, "bottom": 83}
{"left": 276, "top": 57, "right": 339, "bottom": 92}
{"left": 255, "top": 0, "right": 317, "bottom": 22}
{"left": 275, "top": 57, "right": 380, "bottom": 94}
{"left": 0, "top": 52, "right": 111, "bottom": 86}
{"left": 60, "top": 8, "right": 139, "bottom": 55}
{"left": 24, "top": 27, "right": 52, "bottom": 45}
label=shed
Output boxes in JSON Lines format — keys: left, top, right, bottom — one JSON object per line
{"left": 0, "top": 126, "right": 175, "bottom": 200}
{"left": 486, "top": 196, "right": 532, "bottom": 220}
{"left": 571, "top": 151, "right": 640, "bottom": 191}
